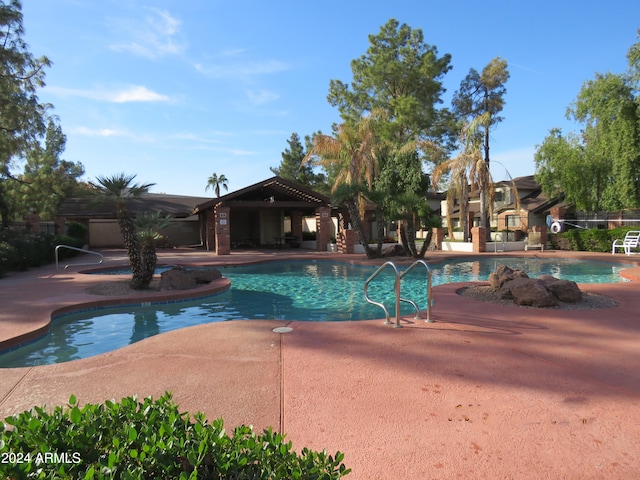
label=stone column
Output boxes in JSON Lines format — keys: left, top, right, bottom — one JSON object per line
{"left": 290, "top": 210, "right": 303, "bottom": 244}
{"left": 204, "top": 209, "right": 216, "bottom": 251}
{"left": 471, "top": 226, "right": 487, "bottom": 253}
{"left": 215, "top": 206, "right": 231, "bottom": 255}
{"left": 24, "top": 213, "right": 41, "bottom": 233}
{"left": 315, "top": 207, "right": 332, "bottom": 252}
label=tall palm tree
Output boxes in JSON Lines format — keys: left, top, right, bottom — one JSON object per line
{"left": 92, "top": 173, "right": 154, "bottom": 290}
{"left": 135, "top": 212, "right": 173, "bottom": 288}
{"left": 303, "top": 117, "right": 381, "bottom": 258}
{"left": 432, "top": 117, "right": 488, "bottom": 242}
{"left": 205, "top": 173, "right": 229, "bottom": 197}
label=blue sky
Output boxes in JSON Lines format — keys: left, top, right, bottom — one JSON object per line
{"left": 20, "top": 0, "right": 640, "bottom": 196}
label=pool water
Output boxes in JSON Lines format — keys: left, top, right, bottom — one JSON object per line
{"left": 0, "top": 257, "right": 631, "bottom": 367}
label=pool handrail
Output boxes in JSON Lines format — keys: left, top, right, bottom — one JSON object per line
{"left": 364, "top": 259, "right": 434, "bottom": 328}
{"left": 55, "top": 245, "right": 104, "bottom": 272}
{"left": 399, "top": 259, "right": 433, "bottom": 323}
{"left": 364, "top": 261, "right": 401, "bottom": 328}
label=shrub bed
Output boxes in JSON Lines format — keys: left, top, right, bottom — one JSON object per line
{"left": 0, "top": 393, "right": 350, "bottom": 479}
{"left": 0, "top": 228, "right": 84, "bottom": 275}
{"left": 550, "top": 227, "right": 638, "bottom": 252}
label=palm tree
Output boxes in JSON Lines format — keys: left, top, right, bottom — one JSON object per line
{"left": 92, "top": 173, "right": 154, "bottom": 290}
{"left": 205, "top": 173, "right": 229, "bottom": 197}
{"left": 303, "top": 117, "right": 381, "bottom": 258}
{"left": 135, "top": 212, "right": 173, "bottom": 288}
{"left": 432, "top": 117, "right": 488, "bottom": 242}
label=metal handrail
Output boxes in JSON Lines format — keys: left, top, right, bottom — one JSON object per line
{"left": 55, "top": 245, "right": 104, "bottom": 272}
{"left": 364, "top": 259, "right": 435, "bottom": 328}
{"left": 399, "top": 259, "right": 433, "bottom": 323}
{"left": 364, "top": 261, "right": 402, "bottom": 328}
{"left": 494, "top": 233, "right": 505, "bottom": 253}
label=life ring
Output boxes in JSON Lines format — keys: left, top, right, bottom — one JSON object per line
{"left": 550, "top": 221, "right": 562, "bottom": 234}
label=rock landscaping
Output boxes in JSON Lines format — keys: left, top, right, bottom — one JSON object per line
{"left": 459, "top": 265, "right": 618, "bottom": 310}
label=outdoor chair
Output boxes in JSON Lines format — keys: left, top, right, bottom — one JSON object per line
{"left": 611, "top": 230, "right": 640, "bottom": 255}
{"left": 524, "top": 232, "right": 544, "bottom": 251}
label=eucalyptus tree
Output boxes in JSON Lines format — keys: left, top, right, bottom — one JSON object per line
{"left": 535, "top": 33, "right": 640, "bottom": 210}
{"left": 452, "top": 57, "right": 510, "bottom": 230}
{"left": 92, "top": 173, "right": 155, "bottom": 290}
{"left": 0, "top": 0, "right": 52, "bottom": 225}
{"left": 205, "top": 173, "right": 228, "bottom": 197}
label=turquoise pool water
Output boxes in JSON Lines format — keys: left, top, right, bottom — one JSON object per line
{"left": 0, "top": 257, "right": 631, "bottom": 367}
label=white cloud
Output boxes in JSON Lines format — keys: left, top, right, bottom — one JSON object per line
{"left": 245, "top": 89, "right": 279, "bottom": 105}
{"left": 44, "top": 85, "right": 170, "bottom": 103}
{"left": 108, "top": 7, "right": 186, "bottom": 59}
{"left": 194, "top": 59, "right": 289, "bottom": 79}
{"left": 70, "top": 126, "right": 123, "bottom": 137}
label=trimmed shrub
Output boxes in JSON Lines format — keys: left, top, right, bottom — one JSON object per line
{"left": 550, "top": 227, "right": 638, "bottom": 252}
{"left": 0, "top": 392, "right": 351, "bottom": 479}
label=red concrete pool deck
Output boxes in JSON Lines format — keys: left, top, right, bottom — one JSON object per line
{"left": 1, "top": 248, "right": 639, "bottom": 479}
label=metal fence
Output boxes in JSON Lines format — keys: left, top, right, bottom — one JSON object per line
{"left": 572, "top": 210, "right": 640, "bottom": 229}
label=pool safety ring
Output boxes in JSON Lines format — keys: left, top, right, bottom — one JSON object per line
{"left": 550, "top": 221, "right": 562, "bottom": 234}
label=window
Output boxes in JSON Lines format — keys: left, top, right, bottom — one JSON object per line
{"left": 506, "top": 215, "right": 520, "bottom": 227}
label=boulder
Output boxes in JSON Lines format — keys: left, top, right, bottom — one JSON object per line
{"left": 160, "top": 266, "right": 222, "bottom": 291}
{"left": 543, "top": 278, "right": 583, "bottom": 303}
{"left": 498, "top": 276, "right": 533, "bottom": 300}
{"left": 510, "top": 279, "right": 559, "bottom": 308}
{"left": 489, "top": 265, "right": 529, "bottom": 290}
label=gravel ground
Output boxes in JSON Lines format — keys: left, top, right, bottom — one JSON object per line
{"left": 458, "top": 284, "right": 619, "bottom": 310}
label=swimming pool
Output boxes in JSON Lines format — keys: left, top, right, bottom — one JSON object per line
{"left": 0, "top": 257, "right": 631, "bottom": 367}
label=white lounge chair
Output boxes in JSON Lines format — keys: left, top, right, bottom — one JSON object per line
{"left": 524, "top": 232, "right": 544, "bottom": 251}
{"left": 612, "top": 230, "right": 640, "bottom": 255}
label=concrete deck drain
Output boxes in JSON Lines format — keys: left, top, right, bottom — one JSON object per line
{"left": 272, "top": 326, "right": 293, "bottom": 333}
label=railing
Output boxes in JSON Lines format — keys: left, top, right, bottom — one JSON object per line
{"left": 55, "top": 245, "right": 104, "bottom": 272}
{"left": 364, "top": 261, "right": 401, "bottom": 327}
{"left": 363, "top": 259, "right": 434, "bottom": 328}
{"left": 493, "top": 233, "right": 505, "bottom": 253}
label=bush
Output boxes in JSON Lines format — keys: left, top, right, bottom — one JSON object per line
{"left": 0, "top": 228, "right": 85, "bottom": 273}
{"left": 0, "top": 392, "right": 351, "bottom": 479}
{"left": 302, "top": 231, "right": 317, "bottom": 241}
{"left": 550, "top": 227, "right": 638, "bottom": 252}
{"left": 66, "top": 221, "right": 88, "bottom": 241}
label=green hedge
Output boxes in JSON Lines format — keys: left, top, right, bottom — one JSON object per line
{"left": 0, "top": 229, "right": 84, "bottom": 275}
{"left": 0, "top": 393, "right": 350, "bottom": 479}
{"left": 550, "top": 227, "right": 638, "bottom": 252}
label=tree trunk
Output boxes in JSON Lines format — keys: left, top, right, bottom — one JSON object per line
{"left": 417, "top": 229, "right": 433, "bottom": 258}
{"left": 139, "top": 238, "right": 157, "bottom": 289}
{"left": 346, "top": 200, "right": 375, "bottom": 259}
{"left": 116, "top": 206, "right": 145, "bottom": 290}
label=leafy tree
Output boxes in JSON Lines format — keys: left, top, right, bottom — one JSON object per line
{"left": 12, "top": 119, "right": 84, "bottom": 220}
{"left": 205, "top": 172, "right": 228, "bottom": 197}
{"left": 325, "top": 19, "right": 454, "bottom": 253}
{"left": 534, "top": 128, "right": 609, "bottom": 211}
{"left": 328, "top": 18, "right": 453, "bottom": 149}
{"left": 270, "top": 132, "right": 328, "bottom": 192}
{"left": 535, "top": 33, "right": 640, "bottom": 211}
{"left": 0, "top": 0, "right": 51, "bottom": 225}
{"left": 91, "top": 173, "right": 154, "bottom": 290}
{"left": 452, "top": 57, "right": 510, "bottom": 230}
